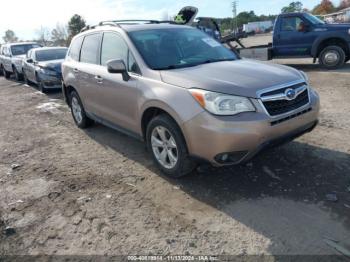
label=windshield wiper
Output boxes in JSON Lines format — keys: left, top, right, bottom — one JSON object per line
{"left": 202, "top": 58, "right": 236, "bottom": 64}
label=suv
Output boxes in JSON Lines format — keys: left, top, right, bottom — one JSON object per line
{"left": 62, "top": 22, "right": 320, "bottom": 177}
{"left": 0, "top": 42, "right": 41, "bottom": 81}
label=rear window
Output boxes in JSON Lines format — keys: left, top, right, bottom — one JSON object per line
{"left": 80, "top": 34, "right": 100, "bottom": 64}
{"left": 68, "top": 36, "right": 83, "bottom": 61}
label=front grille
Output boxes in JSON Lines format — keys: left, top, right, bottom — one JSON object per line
{"left": 262, "top": 89, "right": 309, "bottom": 116}
{"left": 270, "top": 108, "right": 312, "bottom": 126}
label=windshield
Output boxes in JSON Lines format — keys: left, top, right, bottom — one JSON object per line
{"left": 11, "top": 44, "right": 41, "bottom": 56}
{"left": 128, "top": 28, "right": 237, "bottom": 70}
{"left": 304, "top": 13, "right": 325, "bottom": 25}
{"left": 36, "top": 49, "right": 67, "bottom": 61}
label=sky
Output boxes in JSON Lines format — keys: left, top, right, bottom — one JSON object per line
{"left": 0, "top": 0, "right": 341, "bottom": 41}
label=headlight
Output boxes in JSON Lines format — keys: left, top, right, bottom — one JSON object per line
{"left": 189, "top": 89, "right": 255, "bottom": 116}
{"left": 299, "top": 70, "right": 309, "bottom": 84}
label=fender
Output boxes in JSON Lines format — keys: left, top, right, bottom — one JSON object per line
{"left": 311, "top": 33, "right": 350, "bottom": 57}
{"left": 140, "top": 99, "right": 185, "bottom": 134}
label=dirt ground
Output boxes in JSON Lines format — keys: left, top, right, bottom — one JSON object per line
{"left": 1, "top": 35, "right": 350, "bottom": 258}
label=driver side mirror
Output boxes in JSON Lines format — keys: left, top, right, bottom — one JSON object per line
{"left": 106, "top": 59, "right": 130, "bottom": 81}
{"left": 26, "top": 58, "right": 34, "bottom": 64}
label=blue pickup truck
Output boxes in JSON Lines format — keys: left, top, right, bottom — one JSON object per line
{"left": 238, "top": 12, "right": 350, "bottom": 69}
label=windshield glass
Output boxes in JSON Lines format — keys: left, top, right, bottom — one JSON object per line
{"left": 36, "top": 49, "right": 67, "bottom": 61}
{"left": 11, "top": 44, "right": 41, "bottom": 56}
{"left": 304, "top": 13, "right": 325, "bottom": 25}
{"left": 128, "top": 28, "right": 237, "bottom": 70}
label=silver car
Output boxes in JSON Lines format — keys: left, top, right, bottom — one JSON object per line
{"left": 0, "top": 42, "right": 41, "bottom": 81}
{"left": 62, "top": 22, "right": 320, "bottom": 177}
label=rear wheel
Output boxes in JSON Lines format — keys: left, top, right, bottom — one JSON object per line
{"left": 319, "top": 45, "right": 346, "bottom": 70}
{"left": 0, "top": 65, "right": 3, "bottom": 76}
{"left": 69, "top": 90, "right": 94, "bottom": 129}
{"left": 13, "top": 66, "right": 23, "bottom": 81}
{"left": 146, "top": 114, "right": 197, "bottom": 178}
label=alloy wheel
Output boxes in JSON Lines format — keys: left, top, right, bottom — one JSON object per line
{"left": 151, "top": 126, "right": 178, "bottom": 169}
{"left": 71, "top": 96, "right": 83, "bottom": 124}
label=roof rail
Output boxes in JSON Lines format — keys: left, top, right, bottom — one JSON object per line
{"left": 80, "top": 19, "right": 178, "bottom": 33}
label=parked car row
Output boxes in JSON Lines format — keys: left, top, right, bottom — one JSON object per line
{"left": 0, "top": 43, "right": 67, "bottom": 93}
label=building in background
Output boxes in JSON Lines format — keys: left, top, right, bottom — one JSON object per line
{"left": 243, "top": 20, "right": 274, "bottom": 35}
{"left": 323, "top": 7, "right": 350, "bottom": 23}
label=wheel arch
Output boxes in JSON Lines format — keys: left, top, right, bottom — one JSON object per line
{"left": 140, "top": 103, "right": 185, "bottom": 142}
{"left": 312, "top": 36, "right": 349, "bottom": 58}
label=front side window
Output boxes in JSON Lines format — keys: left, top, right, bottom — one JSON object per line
{"left": 35, "top": 49, "right": 68, "bottom": 61}
{"left": 10, "top": 44, "right": 41, "bottom": 56}
{"left": 68, "top": 36, "right": 83, "bottom": 61}
{"left": 128, "top": 28, "right": 237, "bottom": 70}
{"left": 101, "top": 32, "right": 128, "bottom": 66}
{"left": 281, "top": 17, "right": 304, "bottom": 31}
{"left": 80, "top": 34, "right": 100, "bottom": 64}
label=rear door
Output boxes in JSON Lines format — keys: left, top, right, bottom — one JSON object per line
{"left": 76, "top": 33, "right": 102, "bottom": 114}
{"left": 273, "top": 15, "right": 315, "bottom": 57}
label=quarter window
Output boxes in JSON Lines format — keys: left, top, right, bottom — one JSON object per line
{"left": 80, "top": 34, "right": 100, "bottom": 64}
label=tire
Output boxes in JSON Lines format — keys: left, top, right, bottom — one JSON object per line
{"left": 23, "top": 71, "right": 30, "bottom": 85}
{"left": 38, "top": 81, "right": 47, "bottom": 93}
{"left": 319, "top": 45, "right": 346, "bottom": 70}
{"left": 2, "top": 67, "right": 11, "bottom": 79}
{"left": 13, "top": 66, "right": 23, "bottom": 81}
{"left": 0, "top": 65, "right": 3, "bottom": 76}
{"left": 146, "top": 114, "right": 197, "bottom": 178}
{"left": 69, "top": 90, "right": 94, "bottom": 129}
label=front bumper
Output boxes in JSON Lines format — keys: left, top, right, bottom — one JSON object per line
{"left": 38, "top": 73, "right": 62, "bottom": 89}
{"left": 182, "top": 90, "right": 320, "bottom": 166}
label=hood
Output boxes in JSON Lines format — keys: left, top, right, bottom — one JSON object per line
{"left": 37, "top": 59, "right": 64, "bottom": 73}
{"left": 160, "top": 60, "right": 304, "bottom": 98}
{"left": 321, "top": 23, "right": 350, "bottom": 31}
{"left": 13, "top": 54, "right": 26, "bottom": 59}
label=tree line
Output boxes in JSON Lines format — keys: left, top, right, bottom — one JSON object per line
{"left": 2, "top": 14, "right": 86, "bottom": 46}
{"left": 2, "top": 0, "right": 350, "bottom": 44}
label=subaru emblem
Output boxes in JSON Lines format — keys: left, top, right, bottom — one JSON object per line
{"left": 285, "top": 88, "right": 296, "bottom": 100}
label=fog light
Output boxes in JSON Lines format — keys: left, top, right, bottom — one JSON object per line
{"left": 215, "top": 151, "right": 248, "bottom": 164}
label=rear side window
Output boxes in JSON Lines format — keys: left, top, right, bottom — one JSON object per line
{"left": 80, "top": 34, "right": 100, "bottom": 64}
{"left": 68, "top": 36, "right": 83, "bottom": 61}
{"left": 100, "top": 32, "right": 128, "bottom": 66}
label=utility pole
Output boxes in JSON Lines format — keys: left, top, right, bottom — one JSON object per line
{"left": 232, "top": 0, "right": 238, "bottom": 33}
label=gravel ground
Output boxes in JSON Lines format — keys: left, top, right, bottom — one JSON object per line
{"left": 0, "top": 36, "right": 350, "bottom": 257}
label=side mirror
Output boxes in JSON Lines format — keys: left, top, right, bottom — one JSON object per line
{"left": 107, "top": 59, "right": 130, "bottom": 81}
{"left": 26, "top": 58, "right": 33, "bottom": 63}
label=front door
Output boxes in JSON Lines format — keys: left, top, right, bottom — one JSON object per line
{"left": 95, "top": 31, "right": 142, "bottom": 133}
{"left": 274, "top": 15, "right": 315, "bottom": 57}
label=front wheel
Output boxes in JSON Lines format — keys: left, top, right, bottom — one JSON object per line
{"left": 69, "top": 91, "right": 94, "bottom": 129}
{"left": 2, "top": 67, "right": 11, "bottom": 79}
{"left": 146, "top": 114, "right": 197, "bottom": 178}
{"left": 319, "top": 45, "right": 346, "bottom": 70}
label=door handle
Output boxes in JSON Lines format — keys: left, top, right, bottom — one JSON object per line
{"left": 73, "top": 68, "right": 79, "bottom": 73}
{"left": 94, "top": 75, "right": 103, "bottom": 84}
